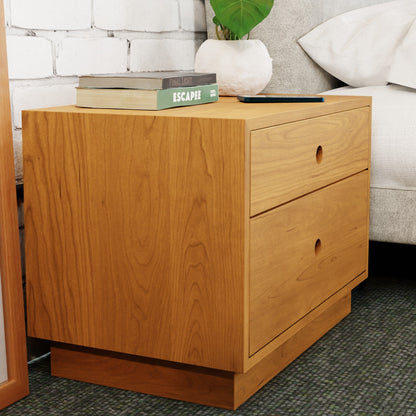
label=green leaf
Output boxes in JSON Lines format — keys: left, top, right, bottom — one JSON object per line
{"left": 212, "top": 15, "right": 221, "bottom": 26}
{"left": 210, "top": 0, "right": 274, "bottom": 39}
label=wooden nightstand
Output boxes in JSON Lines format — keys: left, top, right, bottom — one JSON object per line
{"left": 23, "top": 95, "right": 371, "bottom": 409}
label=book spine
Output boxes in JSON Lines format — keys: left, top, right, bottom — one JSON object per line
{"left": 157, "top": 84, "right": 219, "bottom": 109}
{"left": 162, "top": 74, "right": 217, "bottom": 89}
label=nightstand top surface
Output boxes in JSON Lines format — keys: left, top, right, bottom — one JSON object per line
{"left": 24, "top": 95, "right": 371, "bottom": 130}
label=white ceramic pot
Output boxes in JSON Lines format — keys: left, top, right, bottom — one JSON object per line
{"left": 194, "top": 39, "right": 273, "bottom": 96}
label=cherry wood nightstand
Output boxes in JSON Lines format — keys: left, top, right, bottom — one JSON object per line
{"left": 23, "top": 95, "right": 371, "bottom": 409}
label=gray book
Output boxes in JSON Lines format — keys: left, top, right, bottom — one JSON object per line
{"left": 79, "top": 71, "right": 217, "bottom": 90}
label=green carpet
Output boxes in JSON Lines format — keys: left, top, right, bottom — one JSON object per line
{"left": 2, "top": 242, "right": 415, "bottom": 415}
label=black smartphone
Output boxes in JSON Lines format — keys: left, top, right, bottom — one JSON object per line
{"left": 237, "top": 95, "right": 325, "bottom": 103}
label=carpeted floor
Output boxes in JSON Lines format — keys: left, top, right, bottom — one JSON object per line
{"left": 2, "top": 242, "right": 415, "bottom": 415}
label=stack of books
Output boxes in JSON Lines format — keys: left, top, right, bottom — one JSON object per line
{"left": 76, "top": 71, "right": 219, "bottom": 111}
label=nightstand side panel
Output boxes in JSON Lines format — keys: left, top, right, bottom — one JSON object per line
{"left": 23, "top": 110, "right": 247, "bottom": 372}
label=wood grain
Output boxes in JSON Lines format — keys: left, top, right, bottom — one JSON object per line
{"left": 235, "top": 293, "right": 351, "bottom": 408}
{"left": 250, "top": 171, "right": 369, "bottom": 354}
{"left": 0, "top": 0, "right": 29, "bottom": 408}
{"left": 251, "top": 107, "right": 370, "bottom": 215}
{"left": 29, "top": 94, "right": 371, "bottom": 131}
{"left": 23, "top": 95, "right": 371, "bottom": 408}
{"left": 51, "top": 343, "right": 236, "bottom": 409}
{"left": 246, "top": 272, "right": 367, "bottom": 369}
{"left": 24, "top": 111, "right": 247, "bottom": 372}
{"left": 50, "top": 292, "right": 350, "bottom": 410}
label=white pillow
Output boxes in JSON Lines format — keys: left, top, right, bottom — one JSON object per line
{"left": 388, "top": 19, "right": 416, "bottom": 89}
{"left": 298, "top": 0, "right": 416, "bottom": 87}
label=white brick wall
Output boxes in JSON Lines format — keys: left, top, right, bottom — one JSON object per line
{"left": 12, "top": 84, "right": 77, "bottom": 129}
{"left": 56, "top": 38, "right": 128, "bottom": 76}
{"left": 130, "top": 39, "right": 202, "bottom": 72}
{"left": 10, "top": 0, "right": 92, "bottom": 30}
{"left": 7, "top": 35, "right": 53, "bottom": 78}
{"left": 94, "top": 0, "right": 180, "bottom": 32}
{"left": 4, "top": 0, "right": 207, "bottom": 183}
{"left": 179, "top": 0, "right": 207, "bottom": 32}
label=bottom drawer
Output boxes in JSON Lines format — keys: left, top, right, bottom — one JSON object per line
{"left": 249, "top": 171, "right": 369, "bottom": 355}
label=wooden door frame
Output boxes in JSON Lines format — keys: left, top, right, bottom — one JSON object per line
{"left": 0, "top": 0, "right": 29, "bottom": 409}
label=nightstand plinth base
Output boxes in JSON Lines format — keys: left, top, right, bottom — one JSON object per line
{"left": 51, "top": 293, "right": 351, "bottom": 410}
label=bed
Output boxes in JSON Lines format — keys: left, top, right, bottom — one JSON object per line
{"left": 204, "top": 0, "right": 416, "bottom": 245}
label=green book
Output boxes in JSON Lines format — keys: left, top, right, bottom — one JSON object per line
{"left": 76, "top": 84, "right": 219, "bottom": 110}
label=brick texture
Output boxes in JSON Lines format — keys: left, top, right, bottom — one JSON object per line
{"left": 130, "top": 39, "right": 202, "bottom": 72}
{"left": 12, "top": 84, "right": 77, "bottom": 129}
{"left": 179, "top": 0, "right": 207, "bottom": 32}
{"left": 10, "top": 0, "right": 92, "bottom": 30}
{"left": 7, "top": 35, "right": 53, "bottom": 79}
{"left": 56, "top": 38, "right": 128, "bottom": 76}
{"left": 94, "top": 0, "right": 180, "bottom": 32}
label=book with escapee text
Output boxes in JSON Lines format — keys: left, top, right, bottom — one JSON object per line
{"left": 76, "top": 83, "right": 219, "bottom": 110}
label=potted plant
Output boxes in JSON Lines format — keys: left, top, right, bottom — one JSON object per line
{"left": 195, "top": 0, "right": 274, "bottom": 96}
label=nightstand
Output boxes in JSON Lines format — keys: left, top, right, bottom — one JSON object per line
{"left": 23, "top": 95, "right": 371, "bottom": 409}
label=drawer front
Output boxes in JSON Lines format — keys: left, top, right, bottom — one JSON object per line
{"left": 249, "top": 171, "right": 369, "bottom": 355}
{"left": 251, "top": 107, "right": 370, "bottom": 216}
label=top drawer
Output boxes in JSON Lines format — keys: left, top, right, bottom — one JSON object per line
{"left": 250, "top": 107, "right": 370, "bottom": 216}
